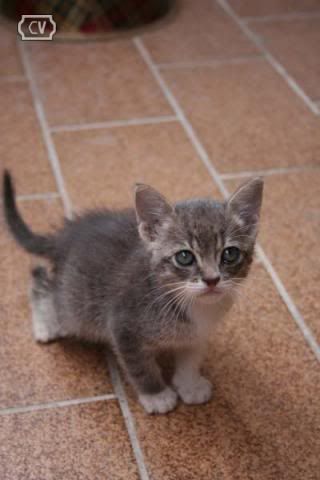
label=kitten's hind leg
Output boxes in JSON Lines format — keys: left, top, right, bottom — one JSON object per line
{"left": 30, "top": 266, "right": 61, "bottom": 343}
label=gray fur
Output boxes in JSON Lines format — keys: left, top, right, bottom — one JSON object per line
{"left": 2, "top": 171, "right": 263, "bottom": 414}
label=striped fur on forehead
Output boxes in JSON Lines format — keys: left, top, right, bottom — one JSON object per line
{"left": 147, "top": 197, "right": 258, "bottom": 265}
{"left": 174, "top": 199, "right": 226, "bottom": 255}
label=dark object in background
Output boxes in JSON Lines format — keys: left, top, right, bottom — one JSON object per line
{"left": 1, "top": 0, "right": 173, "bottom": 34}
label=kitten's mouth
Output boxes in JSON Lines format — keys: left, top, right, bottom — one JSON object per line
{"left": 199, "top": 286, "right": 223, "bottom": 297}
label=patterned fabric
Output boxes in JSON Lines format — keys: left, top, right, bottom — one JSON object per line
{"left": 1, "top": 0, "right": 171, "bottom": 32}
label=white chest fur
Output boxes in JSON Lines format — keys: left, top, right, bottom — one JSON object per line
{"left": 189, "top": 294, "right": 234, "bottom": 342}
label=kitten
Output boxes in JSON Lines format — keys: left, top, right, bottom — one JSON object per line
{"left": 3, "top": 171, "right": 263, "bottom": 414}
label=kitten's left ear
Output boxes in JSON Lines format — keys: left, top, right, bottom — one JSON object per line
{"left": 226, "top": 177, "right": 264, "bottom": 235}
{"left": 134, "top": 183, "right": 173, "bottom": 242}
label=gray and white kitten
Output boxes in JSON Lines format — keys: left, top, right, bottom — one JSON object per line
{"left": 3, "top": 171, "right": 263, "bottom": 414}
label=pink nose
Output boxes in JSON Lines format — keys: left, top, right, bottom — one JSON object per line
{"left": 203, "top": 276, "right": 220, "bottom": 287}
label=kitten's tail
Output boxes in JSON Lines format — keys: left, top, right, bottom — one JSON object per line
{"left": 2, "top": 170, "right": 56, "bottom": 259}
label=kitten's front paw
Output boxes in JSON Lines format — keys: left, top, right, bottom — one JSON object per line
{"left": 139, "top": 387, "right": 178, "bottom": 414}
{"left": 173, "top": 375, "right": 213, "bottom": 405}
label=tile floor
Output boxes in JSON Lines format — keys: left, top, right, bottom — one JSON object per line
{"left": 1, "top": 1, "right": 320, "bottom": 479}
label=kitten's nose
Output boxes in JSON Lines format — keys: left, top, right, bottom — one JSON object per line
{"left": 203, "top": 276, "right": 220, "bottom": 287}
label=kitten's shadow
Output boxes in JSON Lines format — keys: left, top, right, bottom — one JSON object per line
{"left": 178, "top": 352, "right": 311, "bottom": 477}
{"left": 46, "top": 337, "right": 109, "bottom": 375}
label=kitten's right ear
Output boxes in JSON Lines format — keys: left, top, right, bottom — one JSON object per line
{"left": 134, "top": 184, "right": 173, "bottom": 242}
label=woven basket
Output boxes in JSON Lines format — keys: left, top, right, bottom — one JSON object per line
{"left": 1, "top": 0, "right": 175, "bottom": 40}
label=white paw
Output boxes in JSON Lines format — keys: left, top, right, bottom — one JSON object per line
{"left": 139, "top": 387, "right": 178, "bottom": 414}
{"left": 173, "top": 375, "right": 213, "bottom": 405}
{"left": 32, "top": 322, "right": 54, "bottom": 343}
{"left": 31, "top": 301, "right": 60, "bottom": 343}
{"left": 32, "top": 313, "right": 59, "bottom": 343}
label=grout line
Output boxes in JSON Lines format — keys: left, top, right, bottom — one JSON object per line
{"left": 133, "top": 36, "right": 320, "bottom": 363}
{"left": 134, "top": 36, "right": 229, "bottom": 199}
{"left": 50, "top": 115, "right": 178, "bottom": 133}
{"left": 18, "top": 39, "right": 150, "bottom": 480}
{"left": 0, "top": 192, "right": 61, "bottom": 204}
{"left": 157, "top": 54, "right": 265, "bottom": 70}
{"left": 219, "top": 165, "right": 320, "bottom": 180}
{"left": 0, "top": 74, "right": 26, "bottom": 83}
{"left": 0, "top": 394, "right": 117, "bottom": 416}
{"left": 17, "top": 192, "right": 61, "bottom": 201}
{"left": 253, "top": 255, "right": 262, "bottom": 265}
{"left": 17, "top": 42, "right": 73, "bottom": 217}
{"left": 216, "top": 0, "right": 319, "bottom": 116}
{"left": 256, "top": 245, "right": 320, "bottom": 362}
{"left": 108, "top": 354, "right": 150, "bottom": 480}
{"left": 243, "top": 11, "right": 320, "bottom": 23}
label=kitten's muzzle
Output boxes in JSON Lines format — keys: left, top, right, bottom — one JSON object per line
{"left": 203, "top": 276, "right": 220, "bottom": 287}
{"left": 200, "top": 276, "right": 223, "bottom": 296}
{"left": 202, "top": 275, "right": 220, "bottom": 290}
{"left": 201, "top": 287, "right": 223, "bottom": 296}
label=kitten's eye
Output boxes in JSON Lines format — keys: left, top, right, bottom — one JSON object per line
{"left": 222, "top": 247, "right": 241, "bottom": 265}
{"left": 175, "top": 250, "right": 195, "bottom": 266}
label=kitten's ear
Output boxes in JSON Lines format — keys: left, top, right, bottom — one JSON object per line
{"left": 134, "top": 184, "right": 173, "bottom": 242}
{"left": 227, "top": 177, "right": 264, "bottom": 236}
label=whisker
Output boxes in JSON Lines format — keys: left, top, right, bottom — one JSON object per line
{"left": 141, "top": 282, "right": 187, "bottom": 307}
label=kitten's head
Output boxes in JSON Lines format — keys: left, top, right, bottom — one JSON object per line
{"left": 135, "top": 178, "right": 263, "bottom": 307}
